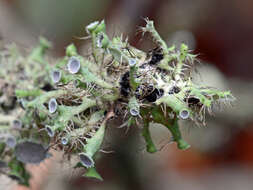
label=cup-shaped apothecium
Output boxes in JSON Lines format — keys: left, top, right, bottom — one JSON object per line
{"left": 67, "top": 56, "right": 81, "bottom": 74}
{"left": 179, "top": 109, "right": 190, "bottom": 120}
{"left": 12, "top": 119, "right": 22, "bottom": 129}
{"left": 61, "top": 137, "right": 69, "bottom": 145}
{"left": 130, "top": 108, "right": 139, "bottom": 116}
{"left": 79, "top": 153, "right": 95, "bottom": 168}
{"left": 6, "top": 136, "right": 16, "bottom": 148}
{"left": 48, "top": 98, "right": 58, "bottom": 114}
{"left": 45, "top": 125, "right": 55, "bottom": 137}
{"left": 128, "top": 58, "right": 137, "bottom": 67}
{"left": 51, "top": 70, "right": 61, "bottom": 83}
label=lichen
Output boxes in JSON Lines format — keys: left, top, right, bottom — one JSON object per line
{"left": 0, "top": 19, "right": 234, "bottom": 184}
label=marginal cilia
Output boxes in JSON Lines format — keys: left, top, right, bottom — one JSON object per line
{"left": 0, "top": 18, "right": 234, "bottom": 185}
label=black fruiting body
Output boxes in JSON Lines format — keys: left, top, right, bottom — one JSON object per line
{"left": 187, "top": 97, "right": 200, "bottom": 105}
{"left": 120, "top": 71, "right": 130, "bottom": 97}
{"left": 144, "top": 88, "right": 164, "bottom": 102}
{"left": 148, "top": 47, "right": 164, "bottom": 65}
{"left": 168, "top": 86, "right": 181, "bottom": 94}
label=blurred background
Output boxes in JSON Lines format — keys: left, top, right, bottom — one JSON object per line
{"left": 0, "top": 0, "right": 253, "bottom": 189}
